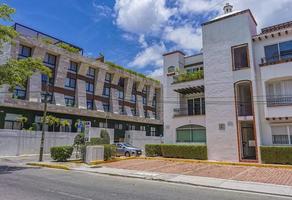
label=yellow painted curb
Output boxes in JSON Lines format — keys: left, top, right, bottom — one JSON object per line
{"left": 27, "top": 162, "right": 70, "bottom": 170}
{"left": 89, "top": 156, "right": 139, "bottom": 166}
{"left": 137, "top": 157, "right": 292, "bottom": 170}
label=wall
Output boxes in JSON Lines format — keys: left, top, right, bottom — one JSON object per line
{"left": 125, "top": 130, "right": 162, "bottom": 151}
{"left": 88, "top": 127, "right": 114, "bottom": 144}
{"left": 0, "top": 129, "right": 78, "bottom": 156}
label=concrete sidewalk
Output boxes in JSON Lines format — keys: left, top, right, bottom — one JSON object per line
{"left": 72, "top": 166, "right": 292, "bottom": 197}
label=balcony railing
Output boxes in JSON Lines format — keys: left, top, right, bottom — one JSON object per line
{"left": 173, "top": 70, "right": 204, "bottom": 84}
{"left": 236, "top": 102, "right": 253, "bottom": 116}
{"left": 173, "top": 108, "right": 205, "bottom": 117}
{"left": 267, "top": 96, "right": 292, "bottom": 107}
{"left": 261, "top": 55, "right": 292, "bottom": 66}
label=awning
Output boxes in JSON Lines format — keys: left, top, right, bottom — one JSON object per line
{"left": 174, "top": 85, "right": 204, "bottom": 95}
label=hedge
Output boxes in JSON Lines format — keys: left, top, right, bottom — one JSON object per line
{"left": 145, "top": 144, "right": 162, "bottom": 157}
{"left": 145, "top": 144, "right": 207, "bottom": 160}
{"left": 104, "top": 144, "right": 117, "bottom": 161}
{"left": 50, "top": 146, "right": 73, "bottom": 162}
{"left": 261, "top": 146, "right": 292, "bottom": 165}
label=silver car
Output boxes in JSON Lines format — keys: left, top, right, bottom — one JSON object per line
{"left": 115, "top": 143, "right": 143, "bottom": 157}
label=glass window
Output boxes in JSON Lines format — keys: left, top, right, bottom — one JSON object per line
{"left": 103, "top": 86, "right": 110, "bottom": 97}
{"left": 150, "top": 127, "right": 156, "bottom": 136}
{"left": 41, "top": 74, "right": 54, "bottom": 86}
{"left": 4, "top": 113, "right": 22, "bottom": 130}
{"left": 279, "top": 40, "right": 292, "bottom": 60}
{"left": 131, "top": 94, "right": 136, "bottom": 103}
{"left": 44, "top": 53, "right": 57, "bottom": 67}
{"left": 13, "top": 86, "right": 26, "bottom": 100}
{"left": 140, "top": 125, "right": 146, "bottom": 131}
{"left": 69, "top": 61, "right": 78, "bottom": 73}
{"left": 142, "top": 96, "right": 147, "bottom": 105}
{"left": 264, "top": 44, "right": 279, "bottom": 63}
{"left": 64, "top": 96, "right": 75, "bottom": 107}
{"left": 103, "top": 102, "right": 110, "bottom": 112}
{"left": 87, "top": 99, "right": 94, "bottom": 110}
{"left": 131, "top": 107, "right": 136, "bottom": 116}
{"left": 41, "top": 92, "right": 53, "bottom": 104}
{"left": 105, "top": 73, "right": 111, "bottom": 83}
{"left": 271, "top": 126, "right": 291, "bottom": 145}
{"left": 86, "top": 82, "right": 94, "bottom": 93}
{"left": 65, "top": 78, "right": 76, "bottom": 89}
{"left": 167, "top": 66, "right": 175, "bottom": 73}
{"left": 118, "top": 90, "right": 124, "bottom": 99}
{"left": 232, "top": 45, "right": 249, "bottom": 70}
{"left": 119, "top": 105, "right": 125, "bottom": 115}
{"left": 187, "top": 97, "right": 205, "bottom": 115}
{"left": 87, "top": 67, "right": 95, "bottom": 78}
{"left": 176, "top": 125, "right": 206, "bottom": 143}
{"left": 18, "top": 45, "right": 31, "bottom": 58}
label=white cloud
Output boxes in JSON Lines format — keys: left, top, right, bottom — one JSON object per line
{"left": 114, "top": 0, "right": 175, "bottom": 34}
{"left": 177, "top": 0, "right": 221, "bottom": 14}
{"left": 92, "top": 1, "right": 112, "bottom": 21}
{"left": 138, "top": 34, "right": 148, "bottom": 48}
{"left": 129, "top": 43, "right": 166, "bottom": 68}
{"left": 148, "top": 67, "right": 164, "bottom": 81}
{"left": 164, "top": 25, "right": 202, "bottom": 50}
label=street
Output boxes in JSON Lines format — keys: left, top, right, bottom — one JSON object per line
{"left": 0, "top": 158, "right": 290, "bottom": 200}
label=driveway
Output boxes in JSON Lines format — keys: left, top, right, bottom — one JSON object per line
{"left": 101, "top": 158, "right": 292, "bottom": 186}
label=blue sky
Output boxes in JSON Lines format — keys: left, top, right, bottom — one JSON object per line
{"left": 3, "top": 0, "right": 292, "bottom": 78}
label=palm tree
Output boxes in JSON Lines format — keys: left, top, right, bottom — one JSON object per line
{"left": 43, "top": 115, "right": 60, "bottom": 132}
{"left": 16, "top": 115, "right": 28, "bottom": 130}
{"left": 60, "top": 120, "right": 70, "bottom": 132}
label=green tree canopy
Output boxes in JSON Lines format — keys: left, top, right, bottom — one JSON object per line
{"left": 0, "top": 58, "right": 52, "bottom": 90}
{"left": 0, "top": 4, "right": 18, "bottom": 49}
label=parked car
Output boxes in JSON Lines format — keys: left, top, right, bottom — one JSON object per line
{"left": 115, "top": 143, "right": 142, "bottom": 157}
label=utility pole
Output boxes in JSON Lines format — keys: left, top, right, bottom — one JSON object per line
{"left": 39, "top": 79, "right": 48, "bottom": 162}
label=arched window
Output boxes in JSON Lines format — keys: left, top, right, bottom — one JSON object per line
{"left": 176, "top": 125, "right": 206, "bottom": 143}
{"left": 167, "top": 66, "right": 175, "bottom": 73}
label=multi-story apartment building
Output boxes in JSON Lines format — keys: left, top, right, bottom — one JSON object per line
{"left": 0, "top": 23, "right": 163, "bottom": 145}
{"left": 163, "top": 4, "right": 292, "bottom": 162}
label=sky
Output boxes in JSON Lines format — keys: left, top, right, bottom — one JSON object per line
{"left": 3, "top": 0, "right": 292, "bottom": 79}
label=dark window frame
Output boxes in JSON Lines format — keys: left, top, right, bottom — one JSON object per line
{"left": 231, "top": 44, "right": 250, "bottom": 71}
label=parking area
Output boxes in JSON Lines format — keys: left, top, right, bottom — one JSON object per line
{"left": 101, "top": 158, "right": 292, "bottom": 186}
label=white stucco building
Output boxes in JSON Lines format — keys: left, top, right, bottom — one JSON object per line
{"left": 163, "top": 4, "right": 292, "bottom": 162}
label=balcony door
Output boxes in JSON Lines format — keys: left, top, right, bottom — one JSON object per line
{"left": 187, "top": 99, "right": 194, "bottom": 115}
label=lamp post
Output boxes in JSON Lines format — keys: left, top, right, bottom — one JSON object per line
{"left": 39, "top": 79, "right": 48, "bottom": 162}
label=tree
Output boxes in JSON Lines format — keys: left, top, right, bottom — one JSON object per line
{"left": 16, "top": 115, "right": 28, "bottom": 130}
{"left": 0, "top": 4, "right": 18, "bottom": 50}
{"left": 43, "top": 115, "right": 60, "bottom": 132}
{"left": 0, "top": 58, "right": 52, "bottom": 90}
{"left": 60, "top": 120, "right": 70, "bottom": 132}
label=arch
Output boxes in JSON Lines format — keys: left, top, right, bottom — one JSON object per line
{"left": 167, "top": 66, "right": 175, "bottom": 73}
{"left": 176, "top": 124, "right": 206, "bottom": 143}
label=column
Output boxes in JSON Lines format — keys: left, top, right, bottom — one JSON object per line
{"left": 136, "top": 81, "right": 145, "bottom": 118}
{"left": 147, "top": 86, "right": 155, "bottom": 119}
{"left": 94, "top": 68, "right": 106, "bottom": 111}
{"left": 76, "top": 63, "right": 89, "bottom": 109}
{"left": 28, "top": 47, "right": 46, "bottom": 102}
{"left": 110, "top": 73, "right": 120, "bottom": 114}
{"left": 156, "top": 88, "right": 163, "bottom": 120}
{"left": 124, "top": 78, "right": 134, "bottom": 116}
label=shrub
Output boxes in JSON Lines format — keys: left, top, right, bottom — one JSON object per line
{"left": 104, "top": 144, "right": 117, "bottom": 161}
{"left": 100, "top": 129, "right": 110, "bottom": 144}
{"left": 261, "top": 146, "right": 292, "bottom": 165}
{"left": 50, "top": 146, "right": 73, "bottom": 162}
{"left": 57, "top": 43, "right": 80, "bottom": 53}
{"left": 86, "top": 137, "right": 106, "bottom": 145}
{"left": 161, "top": 144, "right": 207, "bottom": 160}
{"left": 74, "top": 132, "right": 85, "bottom": 146}
{"left": 145, "top": 144, "right": 162, "bottom": 157}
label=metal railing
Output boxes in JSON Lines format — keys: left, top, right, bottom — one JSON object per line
{"left": 267, "top": 96, "right": 292, "bottom": 107}
{"left": 261, "top": 55, "right": 292, "bottom": 65}
{"left": 237, "top": 103, "right": 253, "bottom": 116}
{"left": 173, "top": 108, "right": 205, "bottom": 117}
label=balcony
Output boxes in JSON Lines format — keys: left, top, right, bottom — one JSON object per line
{"left": 267, "top": 96, "right": 292, "bottom": 107}
{"left": 173, "top": 108, "right": 205, "bottom": 117}
{"left": 237, "top": 102, "right": 253, "bottom": 116}
{"left": 172, "top": 70, "right": 204, "bottom": 84}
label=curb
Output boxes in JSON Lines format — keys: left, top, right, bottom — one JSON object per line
{"left": 138, "top": 157, "right": 292, "bottom": 170}
{"left": 89, "top": 157, "right": 138, "bottom": 166}
{"left": 26, "top": 162, "right": 70, "bottom": 170}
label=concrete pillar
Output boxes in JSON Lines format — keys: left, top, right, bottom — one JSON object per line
{"left": 124, "top": 78, "right": 134, "bottom": 116}
{"left": 0, "top": 42, "right": 13, "bottom": 64}
{"left": 136, "top": 81, "right": 145, "bottom": 118}
{"left": 147, "top": 86, "right": 155, "bottom": 119}
{"left": 0, "top": 84, "right": 12, "bottom": 103}
{"left": 94, "top": 69, "right": 106, "bottom": 111}
{"left": 28, "top": 47, "right": 46, "bottom": 102}
{"left": 156, "top": 88, "right": 163, "bottom": 120}
{"left": 110, "top": 73, "right": 120, "bottom": 114}
{"left": 76, "top": 79, "right": 87, "bottom": 109}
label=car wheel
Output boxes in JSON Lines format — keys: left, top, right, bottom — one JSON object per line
{"left": 125, "top": 152, "right": 131, "bottom": 157}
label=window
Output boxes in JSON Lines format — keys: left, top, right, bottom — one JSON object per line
{"left": 69, "top": 61, "right": 78, "bottom": 73}
{"left": 87, "top": 100, "right": 94, "bottom": 110}
{"left": 99, "top": 122, "right": 107, "bottom": 128}
{"left": 119, "top": 105, "right": 125, "bottom": 115}
{"left": 271, "top": 125, "right": 292, "bottom": 145}
{"left": 41, "top": 92, "right": 53, "bottom": 104}
{"left": 13, "top": 86, "right": 26, "bottom": 100}
{"left": 167, "top": 66, "right": 175, "bottom": 73}
{"left": 266, "top": 80, "right": 292, "bottom": 106}
{"left": 232, "top": 44, "right": 249, "bottom": 70}
{"left": 140, "top": 125, "right": 146, "bottom": 131}
{"left": 4, "top": 113, "right": 22, "bottom": 130}
{"left": 65, "top": 78, "right": 76, "bottom": 89}
{"left": 131, "top": 94, "right": 136, "bottom": 102}
{"left": 64, "top": 96, "right": 75, "bottom": 107}
{"left": 118, "top": 90, "right": 124, "bottom": 99}
{"left": 264, "top": 44, "right": 279, "bottom": 63}
{"left": 152, "top": 94, "right": 157, "bottom": 107}
{"left": 105, "top": 73, "right": 112, "bottom": 83}
{"left": 142, "top": 96, "right": 147, "bottom": 105}
{"left": 44, "top": 53, "right": 57, "bottom": 67}
{"left": 115, "top": 123, "right": 123, "bottom": 130}
{"left": 103, "top": 86, "right": 110, "bottom": 97}
{"left": 187, "top": 97, "right": 205, "bottom": 115}
{"left": 176, "top": 125, "right": 206, "bottom": 143}
{"left": 118, "top": 78, "right": 125, "bottom": 87}
{"left": 103, "top": 102, "right": 110, "bottom": 112}
{"left": 41, "top": 74, "right": 54, "bottom": 86}
{"left": 279, "top": 40, "right": 292, "bottom": 60}
{"left": 87, "top": 67, "right": 95, "bottom": 78}
{"left": 86, "top": 82, "right": 94, "bottom": 93}
{"left": 186, "top": 67, "right": 203, "bottom": 73}
{"left": 128, "top": 124, "right": 136, "bottom": 130}
{"left": 60, "top": 119, "right": 72, "bottom": 132}
{"left": 150, "top": 127, "right": 156, "bottom": 136}
{"left": 131, "top": 107, "right": 136, "bottom": 116}
{"left": 18, "top": 45, "right": 31, "bottom": 58}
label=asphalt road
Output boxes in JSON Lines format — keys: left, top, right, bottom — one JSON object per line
{"left": 0, "top": 158, "right": 290, "bottom": 200}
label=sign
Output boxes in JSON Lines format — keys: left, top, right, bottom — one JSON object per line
{"left": 84, "top": 121, "right": 91, "bottom": 141}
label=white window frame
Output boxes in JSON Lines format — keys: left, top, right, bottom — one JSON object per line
{"left": 271, "top": 124, "right": 292, "bottom": 145}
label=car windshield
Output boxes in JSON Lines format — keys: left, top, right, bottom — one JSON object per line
{"left": 123, "top": 143, "right": 134, "bottom": 148}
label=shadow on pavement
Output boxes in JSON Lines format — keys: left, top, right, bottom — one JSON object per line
{"left": 0, "top": 165, "right": 39, "bottom": 175}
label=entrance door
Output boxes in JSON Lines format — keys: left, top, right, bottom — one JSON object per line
{"left": 240, "top": 122, "right": 256, "bottom": 160}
